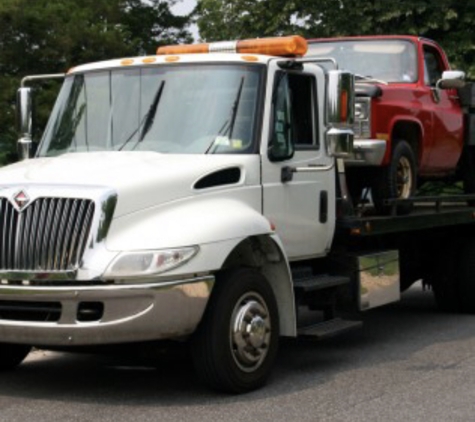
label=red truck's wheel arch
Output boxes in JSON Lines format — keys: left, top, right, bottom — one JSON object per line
{"left": 384, "top": 118, "right": 424, "bottom": 167}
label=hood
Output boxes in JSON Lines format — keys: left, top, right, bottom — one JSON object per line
{"left": 355, "top": 83, "right": 383, "bottom": 98}
{"left": 0, "top": 152, "right": 260, "bottom": 217}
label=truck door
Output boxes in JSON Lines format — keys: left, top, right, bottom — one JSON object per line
{"left": 421, "top": 43, "right": 464, "bottom": 172}
{"left": 261, "top": 63, "right": 335, "bottom": 260}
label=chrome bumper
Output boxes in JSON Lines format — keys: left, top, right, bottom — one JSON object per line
{"left": 0, "top": 276, "right": 214, "bottom": 346}
{"left": 345, "top": 139, "right": 387, "bottom": 166}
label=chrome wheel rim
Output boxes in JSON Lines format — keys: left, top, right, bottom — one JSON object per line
{"left": 230, "top": 291, "right": 271, "bottom": 373}
{"left": 396, "top": 156, "right": 413, "bottom": 198}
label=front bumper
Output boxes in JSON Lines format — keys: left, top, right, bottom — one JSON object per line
{"left": 0, "top": 276, "right": 214, "bottom": 346}
{"left": 345, "top": 139, "right": 387, "bottom": 166}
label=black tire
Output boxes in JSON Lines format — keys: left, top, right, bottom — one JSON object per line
{"left": 431, "top": 237, "right": 475, "bottom": 314}
{"left": 372, "top": 140, "right": 417, "bottom": 215}
{"left": 0, "top": 343, "right": 31, "bottom": 370}
{"left": 461, "top": 146, "right": 475, "bottom": 205}
{"left": 432, "top": 278, "right": 460, "bottom": 312}
{"left": 191, "top": 268, "right": 279, "bottom": 393}
{"left": 456, "top": 238, "right": 475, "bottom": 313}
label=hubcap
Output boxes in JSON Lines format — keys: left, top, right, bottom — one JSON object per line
{"left": 396, "top": 156, "right": 413, "bottom": 198}
{"left": 230, "top": 292, "right": 271, "bottom": 372}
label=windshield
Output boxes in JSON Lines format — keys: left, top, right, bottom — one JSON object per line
{"left": 307, "top": 39, "right": 417, "bottom": 83}
{"left": 38, "top": 64, "right": 262, "bottom": 157}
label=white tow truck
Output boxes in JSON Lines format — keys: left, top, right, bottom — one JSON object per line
{"left": 2, "top": 36, "right": 475, "bottom": 393}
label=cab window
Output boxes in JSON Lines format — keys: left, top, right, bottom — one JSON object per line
{"left": 423, "top": 46, "right": 444, "bottom": 87}
{"left": 270, "top": 71, "right": 318, "bottom": 156}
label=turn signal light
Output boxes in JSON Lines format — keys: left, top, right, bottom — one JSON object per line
{"left": 157, "top": 35, "right": 308, "bottom": 57}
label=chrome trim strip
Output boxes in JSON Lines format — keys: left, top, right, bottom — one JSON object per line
{"left": 293, "top": 162, "right": 335, "bottom": 173}
{"left": 0, "top": 275, "right": 213, "bottom": 293}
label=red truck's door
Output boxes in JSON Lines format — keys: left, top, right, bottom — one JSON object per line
{"left": 419, "top": 42, "right": 464, "bottom": 174}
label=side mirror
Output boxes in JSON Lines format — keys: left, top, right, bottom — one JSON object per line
{"left": 326, "top": 70, "right": 355, "bottom": 158}
{"left": 437, "top": 70, "right": 466, "bottom": 90}
{"left": 16, "top": 87, "right": 33, "bottom": 160}
{"left": 327, "top": 70, "right": 355, "bottom": 126}
{"left": 326, "top": 128, "right": 353, "bottom": 158}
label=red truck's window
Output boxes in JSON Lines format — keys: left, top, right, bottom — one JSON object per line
{"left": 307, "top": 39, "right": 417, "bottom": 83}
{"left": 423, "top": 46, "right": 444, "bottom": 87}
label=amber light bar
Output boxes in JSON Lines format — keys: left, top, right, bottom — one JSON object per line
{"left": 156, "top": 35, "right": 308, "bottom": 57}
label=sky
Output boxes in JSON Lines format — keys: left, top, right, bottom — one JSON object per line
{"left": 170, "top": 0, "right": 196, "bottom": 16}
{"left": 170, "top": 0, "right": 199, "bottom": 40}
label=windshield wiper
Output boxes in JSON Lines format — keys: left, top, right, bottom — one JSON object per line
{"left": 139, "top": 80, "right": 165, "bottom": 142}
{"left": 118, "top": 80, "right": 166, "bottom": 151}
{"left": 206, "top": 76, "right": 245, "bottom": 154}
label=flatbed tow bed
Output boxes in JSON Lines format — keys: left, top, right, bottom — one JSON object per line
{"left": 337, "top": 195, "right": 475, "bottom": 236}
{"left": 330, "top": 195, "right": 475, "bottom": 296}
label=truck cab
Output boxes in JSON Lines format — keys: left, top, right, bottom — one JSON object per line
{"left": 0, "top": 36, "right": 354, "bottom": 392}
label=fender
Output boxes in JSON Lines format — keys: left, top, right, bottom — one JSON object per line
{"left": 106, "top": 196, "right": 273, "bottom": 273}
{"left": 106, "top": 196, "right": 297, "bottom": 336}
{"left": 381, "top": 115, "right": 425, "bottom": 165}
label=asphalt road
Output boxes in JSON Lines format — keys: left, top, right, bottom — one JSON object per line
{"left": 1, "top": 283, "right": 475, "bottom": 422}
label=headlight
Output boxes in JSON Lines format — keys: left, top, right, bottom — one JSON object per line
{"left": 355, "top": 100, "right": 370, "bottom": 120}
{"left": 104, "top": 246, "right": 199, "bottom": 279}
{"left": 354, "top": 98, "right": 371, "bottom": 138}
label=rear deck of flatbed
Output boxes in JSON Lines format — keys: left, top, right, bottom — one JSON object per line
{"left": 337, "top": 195, "right": 475, "bottom": 237}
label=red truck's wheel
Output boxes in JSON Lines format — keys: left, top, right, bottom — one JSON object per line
{"left": 0, "top": 344, "right": 31, "bottom": 370}
{"left": 191, "top": 268, "right": 279, "bottom": 393}
{"left": 372, "top": 140, "right": 417, "bottom": 214}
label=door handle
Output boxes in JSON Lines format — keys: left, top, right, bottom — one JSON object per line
{"left": 281, "top": 163, "right": 335, "bottom": 183}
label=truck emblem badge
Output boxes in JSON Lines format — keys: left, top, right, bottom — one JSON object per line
{"left": 12, "top": 190, "right": 30, "bottom": 211}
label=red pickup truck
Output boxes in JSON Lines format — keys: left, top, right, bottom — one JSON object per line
{"left": 307, "top": 35, "right": 475, "bottom": 213}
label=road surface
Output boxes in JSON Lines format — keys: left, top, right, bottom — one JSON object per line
{"left": 1, "top": 283, "right": 475, "bottom": 422}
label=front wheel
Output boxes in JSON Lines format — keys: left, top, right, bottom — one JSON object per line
{"left": 0, "top": 344, "right": 31, "bottom": 370}
{"left": 191, "top": 268, "right": 279, "bottom": 393}
{"left": 372, "top": 140, "right": 417, "bottom": 215}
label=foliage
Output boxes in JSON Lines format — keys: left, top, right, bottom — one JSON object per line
{"left": 0, "top": 0, "right": 192, "bottom": 162}
{"left": 195, "top": 0, "right": 475, "bottom": 77}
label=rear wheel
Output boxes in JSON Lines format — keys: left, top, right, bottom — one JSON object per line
{"left": 461, "top": 146, "right": 475, "bottom": 205}
{"left": 192, "top": 268, "right": 279, "bottom": 393}
{"left": 431, "top": 237, "right": 475, "bottom": 313}
{"left": 372, "top": 140, "right": 417, "bottom": 215}
{"left": 0, "top": 344, "right": 31, "bottom": 370}
{"left": 455, "top": 238, "right": 475, "bottom": 313}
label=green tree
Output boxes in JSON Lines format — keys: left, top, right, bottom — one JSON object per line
{"left": 0, "top": 0, "right": 192, "bottom": 164}
{"left": 196, "top": 0, "right": 475, "bottom": 76}
{"left": 195, "top": 0, "right": 301, "bottom": 40}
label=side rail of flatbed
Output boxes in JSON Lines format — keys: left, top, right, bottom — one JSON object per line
{"left": 337, "top": 195, "right": 475, "bottom": 237}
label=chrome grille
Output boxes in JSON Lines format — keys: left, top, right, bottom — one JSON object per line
{"left": 0, "top": 197, "right": 95, "bottom": 271}
{"left": 353, "top": 120, "right": 370, "bottom": 138}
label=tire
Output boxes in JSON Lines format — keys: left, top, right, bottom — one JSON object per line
{"left": 0, "top": 344, "right": 31, "bottom": 370}
{"left": 461, "top": 146, "right": 475, "bottom": 205}
{"left": 372, "top": 140, "right": 417, "bottom": 215}
{"left": 432, "top": 265, "right": 460, "bottom": 313}
{"left": 191, "top": 268, "right": 279, "bottom": 393}
{"left": 455, "top": 237, "right": 475, "bottom": 313}
{"left": 431, "top": 237, "right": 475, "bottom": 314}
